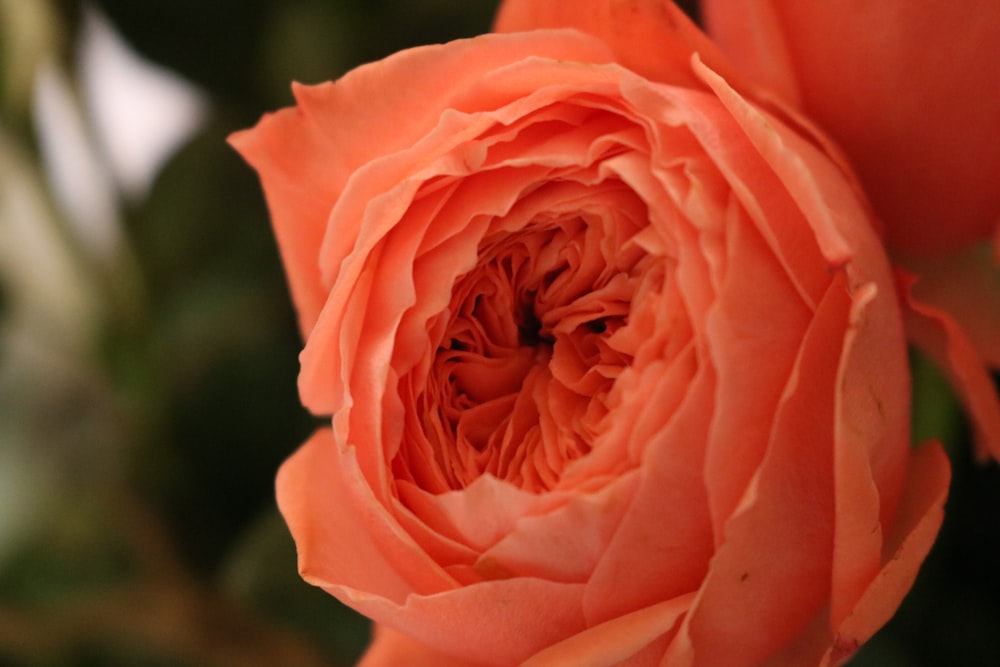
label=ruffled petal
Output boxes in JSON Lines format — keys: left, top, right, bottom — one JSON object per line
{"left": 229, "top": 30, "right": 617, "bottom": 337}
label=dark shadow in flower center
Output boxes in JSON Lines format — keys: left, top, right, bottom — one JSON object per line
{"left": 517, "top": 293, "right": 554, "bottom": 348}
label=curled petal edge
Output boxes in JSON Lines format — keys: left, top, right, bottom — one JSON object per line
{"left": 823, "top": 440, "right": 950, "bottom": 666}
{"left": 898, "top": 269, "right": 1000, "bottom": 461}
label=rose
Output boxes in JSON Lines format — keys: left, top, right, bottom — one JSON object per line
{"left": 230, "top": 2, "right": 950, "bottom": 665}
{"left": 702, "top": 0, "right": 1000, "bottom": 459}
{"left": 702, "top": 0, "right": 1000, "bottom": 257}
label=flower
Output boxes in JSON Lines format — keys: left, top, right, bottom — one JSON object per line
{"left": 702, "top": 0, "right": 1000, "bottom": 460}
{"left": 231, "top": 2, "right": 949, "bottom": 664}
{"left": 702, "top": 0, "right": 1000, "bottom": 257}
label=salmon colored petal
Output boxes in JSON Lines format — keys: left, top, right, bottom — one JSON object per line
{"left": 359, "top": 625, "right": 486, "bottom": 667}
{"left": 705, "top": 0, "right": 1000, "bottom": 255}
{"left": 665, "top": 273, "right": 852, "bottom": 667}
{"left": 762, "top": 433, "right": 947, "bottom": 667}
{"left": 397, "top": 474, "right": 560, "bottom": 555}
{"left": 902, "top": 245, "right": 1000, "bottom": 369}
{"left": 899, "top": 270, "right": 1000, "bottom": 461}
{"left": 583, "top": 359, "right": 713, "bottom": 624}
{"left": 700, "top": 1, "right": 800, "bottom": 106}
{"left": 823, "top": 441, "right": 950, "bottom": 666}
{"left": 493, "top": 0, "right": 744, "bottom": 89}
{"left": 520, "top": 593, "right": 695, "bottom": 667}
{"left": 693, "top": 58, "right": 869, "bottom": 273}
{"left": 275, "top": 429, "right": 455, "bottom": 601}
{"left": 701, "top": 197, "right": 813, "bottom": 543}
{"left": 476, "top": 471, "right": 638, "bottom": 583}
{"left": 335, "top": 578, "right": 587, "bottom": 666}
{"left": 829, "top": 282, "right": 907, "bottom": 629}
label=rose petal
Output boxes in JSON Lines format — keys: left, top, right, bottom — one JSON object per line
{"left": 476, "top": 470, "right": 639, "bottom": 583}
{"left": 704, "top": 0, "right": 1000, "bottom": 254}
{"left": 665, "top": 272, "right": 853, "bottom": 666}
{"left": 583, "top": 356, "right": 713, "bottom": 624}
{"left": 899, "top": 270, "right": 1000, "bottom": 460}
{"left": 227, "top": 105, "right": 344, "bottom": 336}
{"left": 359, "top": 625, "right": 486, "bottom": 667}
{"left": 656, "top": 71, "right": 834, "bottom": 308}
{"left": 396, "top": 473, "right": 567, "bottom": 554}
{"left": 693, "top": 58, "right": 860, "bottom": 271}
{"left": 902, "top": 245, "right": 1000, "bottom": 369}
{"left": 493, "top": 0, "right": 742, "bottom": 90}
{"left": 520, "top": 593, "right": 695, "bottom": 667}
{"left": 824, "top": 440, "right": 950, "bottom": 666}
{"left": 700, "top": 1, "right": 800, "bottom": 106}
{"left": 702, "top": 196, "right": 813, "bottom": 543}
{"left": 829, "top": 282, "right": 908, "bottom": 629}
{"left": 337, "top": 578, "right": 587, "bottom": 666}
{"left": 276, "top": 429, "right": 455, "bottom": 600}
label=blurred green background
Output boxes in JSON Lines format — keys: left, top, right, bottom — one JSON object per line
{"left": 0, "top": 1, "right": 997, "bottom": 665}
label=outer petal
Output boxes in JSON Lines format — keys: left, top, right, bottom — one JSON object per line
{"left": 829, "top": 280, "right": 908, "bottom": 631}
{"left": 759, "top": 442, "right": 950, "bottom": 667}
{"left": 699, "top": 0, "right": 799, "bottom": 106}
{"left": 899, "top": 271, "right": 1000, "bottom": 460}
{"left": 520, "top": 593, "right": 695, "bottom": 667}
{"left": 335, "top": 578, "right": 587, "bottom": 667}
{"left": 902, "top": 246, "right": 1000, "bottom": 369}
{"left": 823, "top": 441, "right": 950, "bottom": 666}
{"left": 493, "top": 0, "right": 744, "bottom": 90}
{"left": 276, "top": 429, "right": 456, "bottom": 601}
{"left": 705, "top": 0, "right": 1000, "bottom": 255}
{"left": 665, "top": 272, "right": 851, "bottom": 667}
{"left": 359, "top": 625, "right": 486, "bottom": 667}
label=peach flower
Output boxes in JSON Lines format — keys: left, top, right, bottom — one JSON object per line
{"left": 703, "top": 0, "right": 1000, "bottom": 459}
{"left": 231, "top": 3, "right": 949, "bottom": 665}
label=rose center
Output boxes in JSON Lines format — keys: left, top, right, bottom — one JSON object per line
{"left": 400, "top": 206, "right": 646, "bottom": 494}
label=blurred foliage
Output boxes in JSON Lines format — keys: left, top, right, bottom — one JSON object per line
{"left": 0, "top": 1, "right": 997, "bottom": 666}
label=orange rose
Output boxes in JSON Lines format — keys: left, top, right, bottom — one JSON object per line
{"left": 703, "top": 0, "right": 1000, "bottom": 459}
{"left": 231, "top": 3, "right": 949, "bottom": 665}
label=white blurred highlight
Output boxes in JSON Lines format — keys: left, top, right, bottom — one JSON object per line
{"left": 30, "top": 5, "right": 207, "bottom": 265}
{"left": 79, "top": 7, "right": 207, "bottom": 200}
{"left": 32, "top": 59, "right": 122, "bottom": 264}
